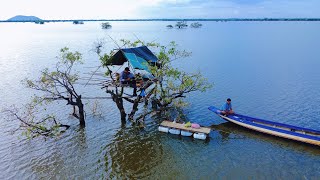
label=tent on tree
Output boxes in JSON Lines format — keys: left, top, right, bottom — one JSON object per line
{"left": 104, "top": 46, "right": 158, "bottom": 92}
{"left": 109, "top": 45, "right": 158, "bottom": 73}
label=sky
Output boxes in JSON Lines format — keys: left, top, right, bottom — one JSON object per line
{"left": 1, "top": 0, "right": 320, "bottom": 20}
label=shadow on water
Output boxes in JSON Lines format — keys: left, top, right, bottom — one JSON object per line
{"left": 102, "top": 122, "right": 164, "bottom": 179}
{"left": 211, "top": 122, "right": 320, "bottom": 155}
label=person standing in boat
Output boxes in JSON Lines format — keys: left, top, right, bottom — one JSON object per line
{"left": 120, "top": 67, "right": 137, "bottom": 96}
{"left": 220, "top": 98, "right": 234, "bottom": 115}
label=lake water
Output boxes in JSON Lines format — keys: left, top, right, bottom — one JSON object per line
{"left": 0, "top": 21, "right": 320, "bottom": 179}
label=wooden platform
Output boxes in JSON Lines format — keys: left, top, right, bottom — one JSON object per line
{"left": 160, "top": 121, "right": 211, "bottom": 134}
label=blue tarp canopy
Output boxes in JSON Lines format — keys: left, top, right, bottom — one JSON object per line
{"left": 110, "top": 46, "right": 158, "bottom": 71}
{"left": 123, "top": 53, "right": 149, "bottom": 71}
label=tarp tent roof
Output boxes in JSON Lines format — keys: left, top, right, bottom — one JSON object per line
{"left": 110, "top": 46, "right": 158, "bottom": 71}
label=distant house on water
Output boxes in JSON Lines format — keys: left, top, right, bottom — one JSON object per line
{"left": 73, "top": 20, "right": 84, "bottom": 24}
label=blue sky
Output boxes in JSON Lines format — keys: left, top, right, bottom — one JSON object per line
{"left": 1, "top": 0, "right": 319, "bottom": 20}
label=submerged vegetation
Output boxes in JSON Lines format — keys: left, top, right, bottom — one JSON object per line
{"left": 101, "top": 22, "right": 112, "bottom": 29}
{"left": 175, "top": 21, "right": 188, "bottom": 28}
{"left": 190, "top": 22, "right": 203, "bottom": 28}
{"left": 167, "top": 21, "right": 202, "bottom": 29}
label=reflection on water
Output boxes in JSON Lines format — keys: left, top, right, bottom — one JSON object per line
{"left": 103, "top": 123, "right": 163, "bottom": 179}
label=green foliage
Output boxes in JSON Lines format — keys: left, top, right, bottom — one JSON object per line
{"left": 59, "top": 47, "right": 83, "bottom": 65}
{"left": 150, "top": 41, "right": 211, "bottom": 108}
{"left": 100, "top": 53, "right": 112, "bottom": 67}
{"left": 3, "top": 104, "right": 68, "bottom": 139}
{"left": 20, "top": 113, "right": 62, "bottom": 139}
{"left": 24, "top": 47, "right": 82, "bottom": 98}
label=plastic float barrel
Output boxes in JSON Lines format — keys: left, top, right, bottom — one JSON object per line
{"left": 168, "top": 128, "right": 181, "bottom": 135}
{"left": 158, "top": 126, "right": 169, "bottom": 133}
{"left": 181, "top": 130, "right": 193, "bottom": 136}
{"left": 193, "top": 132, "right": 207, "bottom": 140}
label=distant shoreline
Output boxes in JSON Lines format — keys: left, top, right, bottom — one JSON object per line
{"left": 1, "top": 18, "right": 320, "bottom": 23}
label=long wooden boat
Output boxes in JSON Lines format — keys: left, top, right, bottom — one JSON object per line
{"left": 208, "top": 106, "right": 320, "bottom": 146}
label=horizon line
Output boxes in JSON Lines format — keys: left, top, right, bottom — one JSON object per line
{"left": 2, "top": 17, "right": 320, "bottom": 22}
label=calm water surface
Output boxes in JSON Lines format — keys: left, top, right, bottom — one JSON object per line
{"left": 0, "top": 21, "right": 320, "bottom": 179}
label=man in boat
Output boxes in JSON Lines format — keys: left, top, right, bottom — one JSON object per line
{"left": 120, "top": 67, "right": 137, "bottom": 96}
{"left": 220, "top": 98, "right": 234, "bottom": 115}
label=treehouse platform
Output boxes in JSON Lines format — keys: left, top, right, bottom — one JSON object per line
{"left": 102, "top": 78, "right": 155, "bottom": 89}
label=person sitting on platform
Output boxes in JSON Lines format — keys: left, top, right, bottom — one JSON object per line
{"left": 121, "top": 67, "right": 137, "bottom": 96}
{"left": 220, "top": 98, "right": 234, "bottom": 116}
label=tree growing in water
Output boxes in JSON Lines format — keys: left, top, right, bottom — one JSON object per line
{"left": 175, "top": 21, "right": 188, "bottom": 28}
{"left": 94, "top": 39, "right": 212, "bottom": 125}
{"left": 4, "top": 47, "right": 86, "bottom": 138}
{"left": 101, "top": 22, "right": 112, "bottom": 29}
{"left": 4, "top": 40, "right": 212, "bottom": 138}
{"left": 190, "top": 22, "right": 203, "bottom": 28}
{"left": 26, "top": 47, "right": 86, "bottom": 126}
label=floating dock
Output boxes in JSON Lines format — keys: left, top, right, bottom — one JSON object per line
{"left": 159, "top": 121, "right": 211, "bottom": 140}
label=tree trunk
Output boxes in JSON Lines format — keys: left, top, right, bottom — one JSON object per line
{"left": 113, "top": 95, "right": 126, "bottom": 124}
{"left": 107, "top": 88, "right": 127, "bottom": 124}
{"left": 129, "top": 96, "right": 142, "bottom": 121}
{"left": 77, "top": 96, "right": 85, "bottom": 127}
{"left": 120, "top": 109, "right": 126, "bottom": 124}
{"left": 151, "top": 98, "right": 158, "bottom": 109}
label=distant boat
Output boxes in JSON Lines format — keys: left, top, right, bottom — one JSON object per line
{"left": 208, "top": 106, "right": 320, "bottom": 146}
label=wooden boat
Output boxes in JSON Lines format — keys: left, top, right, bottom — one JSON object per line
{"left": 208, "top": 106, "right": 320, "bottom": 146}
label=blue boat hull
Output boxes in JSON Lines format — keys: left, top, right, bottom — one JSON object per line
{"left": 208, "top": 106, "right": 320, "bottom": 146}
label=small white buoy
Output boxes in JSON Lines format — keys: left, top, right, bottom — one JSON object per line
{"left": 181, "top": 130, "right": 193, "bottom": 136}
{"left": 193, "top": 132, "right": 207, "bottom": 140}
{"left": 169, "top": 128, "right": 181, "bottom": 135}
{"left": 158, "top": 126, "right": 169, "bottom": 133}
